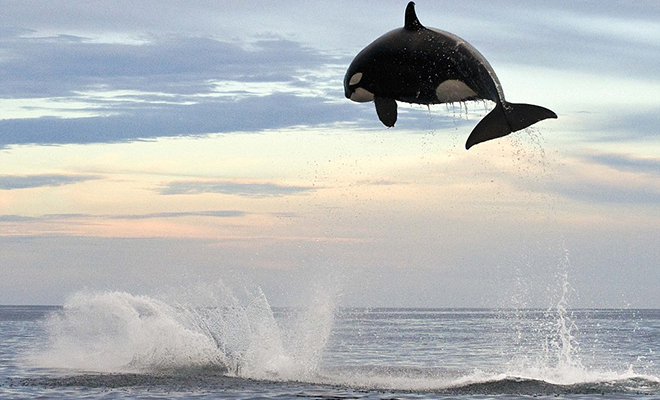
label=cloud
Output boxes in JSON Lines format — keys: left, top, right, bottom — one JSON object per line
{"left": 0, "top": 34, "right": 332, "bottom": 97}
{"left": 0, "top": 32, "right": 372, "bottom": 146}
{"left": 6, "top": 1, "right": 655, "bottom": 148}
{"left": 0, "top": 210, "right": 246, "bottom": 222}
{"left": 356, "top": 179, "right": 400, "bottom": 186}
{"left": 158, "top": 180, "right": 317, "bottom": 198}
{"left": 592, "top": 111, "right": 660, "bottom": 141}
{"left": 429, "top": 1, "right": 660, "bottom": 81}
{"left": 548, "top": 180, "right": 660, "bottom": 205}
{"left": 0, "top": 215, "right": 37, "bottom": 222}
{"left": 5, "top": 1, "right": 659, "bottom": 86}
{"left": 0, "top": 94, "right": 371, "bottom": 146}
{"left": 513, "top": 152, "right": 660, "bottom": 206}
{"left": 0, "top": 174, "right": 100, "bottom": 190}
{"left": 584, "top": 153, "right": 660, "bottom": 176}
{"left": 113, "top": 210, "right": 246, "bottom": 220}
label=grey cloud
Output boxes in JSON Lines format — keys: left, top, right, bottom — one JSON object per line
{"left": 113, "top": 210, "right": 246, "bottom": 220}
{"left": 0, "top": 35, "right": 331, "bottom": 98}
{"left": 0, "top": 94, "right": 368, "bottom": 146}
{"left": 0, "top": 215, "right": 37, "bottom": 222}
{"left": 0, "top": 27, "right": 35, "bottom": 39}
{"left": 0, "top": 30, "right": 378, "bottom": 147}
{"left": 0, "top": 213, "right": 88, "bottom": 222}
{"left": 2, "top": 1, "right": 657, "bottom": 148}
{"left": 517, "top": 152, "right": 660, "bottom": 205}
{"left": 548, "top": 180, "right": 660, "bottom": 205}
{"left": 390, "top": 1, "right": 660, "bottom": 83}
{"left": 159, "top": 181, "right": 317, "bottom": 198}
{"left": 492, "top": 18, "right": 659, "bottom": 80}
{"left": 5, "top": 0, "right": 660, "bottom": 83}
{"left": 584, "top": 153, "right": 660, "bottom": 176}
{"left": 600, "top": 112, "right": 660, "bottom": 141}
{"left": 357, "top": 179, "right": 400, "bottom": 186}
{"left": 0, "top": 33, "right": 367, "bottom": 146}
{"left": 0, "top": 174, "right": 100, "bottom": 190}
{"left": 0, "top": 210, "right": 246, "bottom": 222}
{"left": 569, "top": 110, "right": 660, "bottom": 143}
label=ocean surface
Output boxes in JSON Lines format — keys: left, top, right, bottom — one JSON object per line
{"left": 1, "top": 288, "right": 658, "bottom": 399}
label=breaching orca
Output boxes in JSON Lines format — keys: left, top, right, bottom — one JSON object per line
{"left": 344, "top": 2, "right": 557, "bottom": 149}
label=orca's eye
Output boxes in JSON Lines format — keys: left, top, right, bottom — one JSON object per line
{"left": 349, "top": 72, "right": 363, "bottom": 86}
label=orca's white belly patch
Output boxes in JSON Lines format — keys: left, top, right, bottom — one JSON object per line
{"left": 435, "top": 79, "right": 477, "bottom": 102}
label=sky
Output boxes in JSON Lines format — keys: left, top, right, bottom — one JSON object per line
{"left": 1, "top": 0, "right": 659, "bottom": 308}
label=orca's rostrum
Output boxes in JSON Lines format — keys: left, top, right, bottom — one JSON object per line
{"left": 344, "top": 2, "right": 557, "bottom": 149}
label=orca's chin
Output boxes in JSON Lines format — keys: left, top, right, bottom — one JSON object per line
{"left": 349, "top": 87, "right": 375, "bottom": 103}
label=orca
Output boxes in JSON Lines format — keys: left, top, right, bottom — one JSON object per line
{"left": 344, "top": 2, "right": 557, "bottom": 149}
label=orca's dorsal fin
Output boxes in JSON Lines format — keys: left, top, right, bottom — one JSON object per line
{"left": 404, "top": 2, "right": 424, "bottom": 31}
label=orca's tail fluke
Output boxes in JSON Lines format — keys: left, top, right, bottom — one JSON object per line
{"left": 465, "top": 102, "right": 557, "bottom": 149}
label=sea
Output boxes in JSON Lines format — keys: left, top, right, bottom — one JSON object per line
{"left": 1, "top": 286, "right": 658, "bottom": 400}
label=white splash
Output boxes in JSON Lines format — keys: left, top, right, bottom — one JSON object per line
{"left": 30, "top": 281, "right": 337, "bottom": 381}
{"left": 501, "top": 246, "right": 620, "bottom": 386}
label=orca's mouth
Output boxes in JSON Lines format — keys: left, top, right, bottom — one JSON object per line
{"left": 344, "top": 88, "right": 352, "bottom": 99}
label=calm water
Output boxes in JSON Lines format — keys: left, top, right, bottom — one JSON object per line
{"left": 0, "top": 290, "right": 658, "bottom": 399}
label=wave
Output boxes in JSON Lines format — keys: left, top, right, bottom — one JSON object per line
{"left": 307, "top": 364, "right": 660, "bottom": 395}
{"left": 445, "top": 375, "right": 660, "bottom": 396}
{"left": 17, "top": 368, "right": 660, "bottom": 396}
{"left": 23, "top": 285, "right": 660, "bottom": 396}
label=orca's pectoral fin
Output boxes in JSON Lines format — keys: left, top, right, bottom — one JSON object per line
{"left": 374, "top": 97, "right": 397, "bottom": 127}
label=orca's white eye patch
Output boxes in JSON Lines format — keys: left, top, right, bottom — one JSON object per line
{"left": 349, "top": 72, "right": 363, "bottom": 86}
